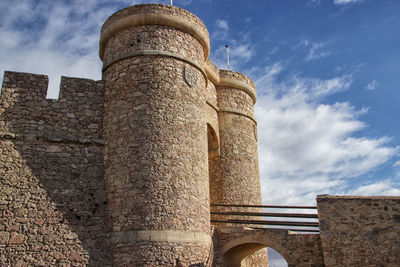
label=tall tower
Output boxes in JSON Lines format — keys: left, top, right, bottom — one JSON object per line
{"left": 216, "top": 70, "right": 262, "bottom": 209}
{"left": 214, "top": 71, "right": 267, "bottom": 266}
{"left": 100, "top": 4, "right": 212, "bottom": 266}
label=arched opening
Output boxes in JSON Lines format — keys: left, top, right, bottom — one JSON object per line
{"left": 223, "top": 243, "right": 266, "bottom": 267}
{"left": 223, "top": 244, "right": 288, "bottom": 267}
{"left": 207, "top": 124, "right": 219, "bottom": 160}
{"left": 207, "top": 123, "right": 223, "bottom": 223}
{"left": 267, "top": 247, "right": 288, "bottom": 267}
{"left": 241, "top": 247, "right": 269, "bottom": 267}
{"left": 221, "top": 237, "right": 292, "bottom": 267}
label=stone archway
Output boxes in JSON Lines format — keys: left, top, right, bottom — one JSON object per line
{"left": 207, "top": 123, "right": 219, "bottom": 160}
{"left": 207, "top": 123, "right": 222, "bottom": 209}
{"left": 222, "top": 238, "right": 289, "bottom": 267}
{"left": 223, "top": 243, "right": 267, "bottom": 267}
{"left": 218, "top": 229, "right": 324, "bottom": 267}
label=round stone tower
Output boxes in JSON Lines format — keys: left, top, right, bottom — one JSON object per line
{"left": 100, "top": 4, "right": 212, "bottom": 266}
{"left": 214, "top": 70, "right": 267, "bottom": 266}
{"left": 216, "top": 70, "right": 262, "bottom": 210}
{"left": 210, "top": 70, "right": 268, "bottom": 267}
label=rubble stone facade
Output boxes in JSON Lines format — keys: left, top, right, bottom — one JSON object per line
{"left": 0, "top": 72, "right": 111, "bottom": 266}
{"left": 1, "top": 4, "right": 266, "bottom": 267}
{"left": 1, "top": 3, "right": 399, "bottom": 267}
{"left": 317, "top": 195, "right": 400, "bottom": 267}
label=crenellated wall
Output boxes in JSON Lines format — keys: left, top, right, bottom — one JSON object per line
{"left": 0, "top": 71, "right": 104, "bottom": 142}
{"left": 0, "top": 71, "right": 111, "bottom": 266}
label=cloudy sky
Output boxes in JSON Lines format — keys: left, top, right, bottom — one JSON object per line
{"left": 1, "top": 0, "right": 399, "bottom": 204}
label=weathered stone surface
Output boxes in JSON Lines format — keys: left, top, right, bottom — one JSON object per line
{"left": 0, "top": 232, "right": 10, "bottom": 245}
{"left": 8, "top": 233, "right": 25, "bottom": 245}
{"left": 101, "top": 3, "right": 214, "bottom": 265}
{"left": 0, "top": 72, "right": 111, "bottom": 266}
{"left": 317, "top": 195, "right": 400, "bottom": 267}
{"left": 0, "top": 3, "right": 268, "bottom": 265}
{"left": 7, "top": 3, "right": 399, "bottom": 267}
{"left": 211, "top": 70, "right": 267, "bottom": 266}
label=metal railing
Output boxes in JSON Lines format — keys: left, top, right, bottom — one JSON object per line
{"left": 210, "top": 204, "right": 320, "bottom": 233}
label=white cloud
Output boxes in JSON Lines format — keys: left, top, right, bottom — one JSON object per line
{"left": 307, "top": 0, "right": 321, "bottom": 6}
{"left": 394, "top": 160, "right": 400, "bottom": 167}
{"left": 293, "top": 38, "right": 331, "bottom": 62}
{"left": 209, "top": 17, "right": 257, "bottom": 70}
{"left": 0, "top": 0, "right": 127, "bottom": 97}
{"left": 216, "top": 20, "right": 229, "bottom": 31}
{"left": 333, "top": 0, "right": 365, "bottom": 5}
{"left": 347, "top": 180, "right": 400, "bottom": 196}
{"left": 0, "top": 0, "right": 168, "bottom": 98}
{"left": 212, "top": 19, "right": 229, "bottom": 41}
{"left": 306, "top": 42, "right": 331, "bottom": 61}
{"left": 212, "top": 43, "right": 255, "bottom": 70}
{"left": 293, "top": 36, "right": 310, "bottom": 50}
{"left": 230, "top": 44, "right": 254, "bottom": 62}
{"left": 209, "top": 19, "right": 256, "bottom": 71}
{"left": 365, "top": 80, "right": 378, "bottom": 90}
{"left": 255, "top": 62, "right": 398, "bottom": 205}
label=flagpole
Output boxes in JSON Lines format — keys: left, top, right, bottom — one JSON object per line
{"left": 226, "top": 45, "right": 231, "bottom": 70}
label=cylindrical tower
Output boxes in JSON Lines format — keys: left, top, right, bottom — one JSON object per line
{"left": 215, "top": 70, "right": 262, "bottom": 213}
{"left": 215, "top": 70, "right": 267, "bottom": 266}
{"left": 100, "top": 4, "right": 211, "bottom": 266}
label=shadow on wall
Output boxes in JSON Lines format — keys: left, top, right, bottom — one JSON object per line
{"left": 0, "top": 72, "right": 112, "bottom": 266}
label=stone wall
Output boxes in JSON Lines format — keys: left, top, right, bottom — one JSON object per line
{"left": 317, "top": 195, "right": 400, "bottom": 267}
{"left": 0, "top": 71, "right": 104, "bottom": 141}
{"left": 0, "top": 71, "right": 110, "bottom": 266}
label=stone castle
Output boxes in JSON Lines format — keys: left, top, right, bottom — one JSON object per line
{"left": 0, "top": 4, "right": 399, "bottom": 267}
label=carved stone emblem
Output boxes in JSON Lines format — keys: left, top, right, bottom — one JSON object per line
{"left": 183, "top": 65, "right": 197, "bottom": 87}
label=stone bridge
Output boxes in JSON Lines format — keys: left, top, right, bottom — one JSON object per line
{"left": 214, "top": 227, "right": 325, "bottom": 267}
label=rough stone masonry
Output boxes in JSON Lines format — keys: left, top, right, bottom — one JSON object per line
{"left": 0, "top": 4, "right": 266, "bottom": 266}
{"left": 1, "top": 3, "right": 399, "bottom": 267}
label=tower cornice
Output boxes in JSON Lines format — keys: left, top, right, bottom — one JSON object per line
{"left": 99, "top": 4, "right": 210, "bottom": 61}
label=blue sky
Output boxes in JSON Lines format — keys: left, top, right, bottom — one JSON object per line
{"left": 1, "top": 0, "right": 399, "bottom": 205}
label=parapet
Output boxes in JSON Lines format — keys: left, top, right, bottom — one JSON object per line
{"left": 0, "top": 71, "right": 104, "bottom": 143}
{"left": 99, "top": 4, "right": 210, "bottom": 61}
{"left": 205, "top": 58, "right": 220, "bottom": 85}
{"left": 317, "top": 195, "right": 400, "bottom": 266}
{"left": 218, "top": 70, "right": 257, "bottom": 104}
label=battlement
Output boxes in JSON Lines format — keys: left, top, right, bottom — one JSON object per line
{"left": 0, "top": 71, "right": 104, "bottom": 144}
